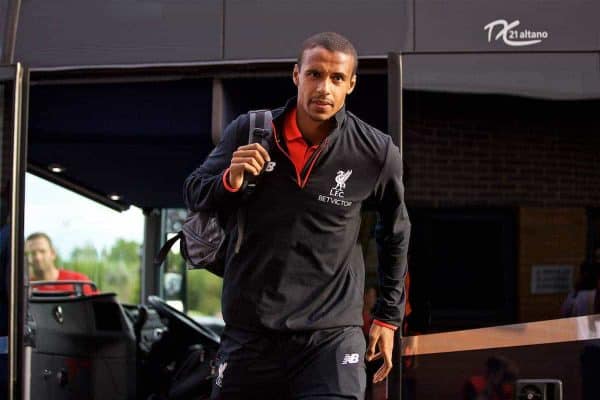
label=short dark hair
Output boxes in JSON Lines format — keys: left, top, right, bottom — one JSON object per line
{"left": 26, "top": 232, "right": 55, "bottom": 251}
{"left": 575, "top": 261, "right": 600, "bottom": 292}
{"left": 297, "top": 32, "right": 358, "bottom": 74}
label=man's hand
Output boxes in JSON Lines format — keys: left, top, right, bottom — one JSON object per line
{"left": 365, "top": 323, "right": 396, "bottom": 383}
{"left": 228, "top": 143, "right": 271, "bottom": 190}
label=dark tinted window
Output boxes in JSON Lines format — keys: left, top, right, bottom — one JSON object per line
{"left": 403, "top": 53, "right": 600, "bottom": 333}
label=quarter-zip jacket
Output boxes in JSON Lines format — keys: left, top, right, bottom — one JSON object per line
{"left": 184, "top": 98, "right": 410, "bottom": 332}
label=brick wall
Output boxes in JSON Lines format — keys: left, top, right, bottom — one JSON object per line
{"left": 402, "top": 91, "right": 599, "bottom": 326}
{"left": 403, "top": 91, "right": 600, "bottom": 208}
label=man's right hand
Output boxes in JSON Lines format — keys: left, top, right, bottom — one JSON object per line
{"left": 228, "top": 143, "right": 271, "bottom": 190}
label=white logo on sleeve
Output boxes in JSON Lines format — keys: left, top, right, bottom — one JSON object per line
{"left": 216, "top": 362, "right": 227, "bottom": 387}
{"left": 265, "top": 161, "right": 277, "bottom": 172}
{"left": 341, "top": 353, "right": 360, "bottom": 365}
{"left": 317, "top": 169, "right": 354, "bottom": 207}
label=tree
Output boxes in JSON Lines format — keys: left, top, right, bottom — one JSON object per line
{"left": 63, "top": 238, "right": 142, "bottom": 304}
{"left": 59, "top": 238, "right": 222, "bottom": 314}
{"left": 186, "top": 269, "right": 222, "bottom": 317}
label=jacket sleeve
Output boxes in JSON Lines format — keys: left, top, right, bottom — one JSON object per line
{"left": 183, "top": 115, "right": 247, "bottom": 212}
{"left": 371, "top": 137, "right": 411, "bottom": 328}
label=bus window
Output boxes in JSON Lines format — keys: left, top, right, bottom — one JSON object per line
{"left": 24, "top": 173, "right": 143, "bottom": 303}
{"left": 402, "top": 53, "right": 600, "bottom": 334}
{"left": 400, "top": 52, "right": 600, "bottom": 400}
{"left": 162, "top": 208, "right": 223, "bottom": 330}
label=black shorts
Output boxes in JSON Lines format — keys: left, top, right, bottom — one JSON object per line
{"left": 210, "top": 326, "right": 366, "bottom": 400}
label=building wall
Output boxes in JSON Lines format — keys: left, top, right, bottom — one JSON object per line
{"left": 403, "top": 91, "right": 599, "bottom": 324}
{"left": 404, "top": 92, "right": 600, "bottom": 208}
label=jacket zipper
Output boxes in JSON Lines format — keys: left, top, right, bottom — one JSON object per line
{"left": 299, "top": 139, "right": 327, "bottom": 188}
{"left": 272, "top": 122, "right": 327, "bottom": 189}
{"left": 273, "top": 122, "right": 303, "bottom": 187}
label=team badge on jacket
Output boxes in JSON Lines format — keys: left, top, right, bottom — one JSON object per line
{"left": 317, "top": 169, "right": 353, "bottom": 207}
{"left": 334, "top": 170, "right": 352, "bottom": 191}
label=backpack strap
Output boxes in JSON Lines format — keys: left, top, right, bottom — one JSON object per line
{"left": 250, "top": 110, "right": 273, "bottom": 140}
{"left": 234, "top": 110, "right": 273, "bottom": 254}
{"left": 248, "top": 111, "right": 274, "bottom": 157}
{"left": 154, "top": 231, "right": 183, "bottom": 266}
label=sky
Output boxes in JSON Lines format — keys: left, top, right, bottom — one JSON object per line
{"left": 24, "top": 173, "right": 144, "bottom": 259}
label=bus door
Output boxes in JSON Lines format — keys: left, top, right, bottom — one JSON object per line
{"left": 0, "top": 63, "right": 28, "bottom": 400}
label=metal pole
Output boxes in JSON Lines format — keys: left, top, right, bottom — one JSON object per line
{"left": 8, "top": 63, "right": 27, "bottom": 400}
{"left": 141, "top": 208, "right": 162, "bottom": 303}
{"left": 211, "top": 78, "right": 225, "bottom": 145}
{"left": 387, "top": 52, "right": 403, "bottom": 154}
{"left": 22, "top": 346, "right": 30, "bottom": 400}
{"left": 387, "top": 52, "right": 403, "bottom": 400}
{"left": 18, "top": 65, "right": 29, "bottom": 400}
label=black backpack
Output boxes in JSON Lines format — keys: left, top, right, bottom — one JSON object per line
{"left": 154, "top": 110, "right": 273, "bottom": 277}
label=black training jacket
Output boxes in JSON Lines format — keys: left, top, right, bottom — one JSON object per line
{"left": 184, "top": 98, "right": 410, "bottom": 332}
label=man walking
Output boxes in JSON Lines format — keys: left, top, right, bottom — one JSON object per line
{"left": 184, "top": 32, "right": 410, "bottom": 399}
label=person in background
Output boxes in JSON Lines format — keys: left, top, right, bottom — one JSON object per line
{"left": 463, "top": 356, "right": 518, "bottom": 400}
{"left": 560, "top": 261, "right": 600, "bottom": 317}
{"left": 26, "top": 232, "right": 98, "bottom": 295}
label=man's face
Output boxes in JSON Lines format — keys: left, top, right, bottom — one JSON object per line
{"left": 25, "top": 237, "right": 57, "bottom": 275}
{"left": 293, "top": 46, "right": 356, "bottom": 123}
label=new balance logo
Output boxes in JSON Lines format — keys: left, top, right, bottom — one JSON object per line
{"left": 265, "top": 161, "right": 276, "bottom": 172}
{"left": 341, "top": 353, "right": 360, "bottom": 365}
